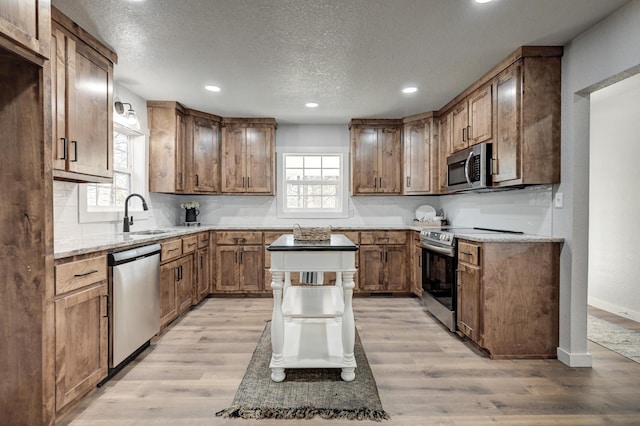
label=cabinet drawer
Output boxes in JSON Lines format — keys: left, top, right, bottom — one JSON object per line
{"left": 217, "top": 231, "right": 263, "bottom": 245}
{"left": 161, "top": 239, "right": 183, "bottom": 262}
{"left": 458, "top": 241, "right": 481, "bottom": 266}
{"left": 55, "top": 256, "right": 107, "bottom": 295}
{"left": 360, "top": 231, "right": 407, "bottom": 245}
{"left": 182, "top": 235, "right": 198, "bottom": 254}
{"left": 197, "top": 232, "right": 210, "bottom": 249}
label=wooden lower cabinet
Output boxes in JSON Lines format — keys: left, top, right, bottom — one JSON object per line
{"left": 214, "top": 231, "right": 264, "bottom": 293}
{"left": 194, "top": 246, "right": 211, "bottom": 303}
{"left": 359, "top": 231, "right": 408, "bottom": 293}
{"left": 160, "top": 252, "right": 194, "bottom": 329}
{"left": 411, "top": 231, "right": 423, "bottom": 297}
{"left": 456, "top": 239, "right": 561, "bottom": 358}
{"left": 160, "top": 261, "right": 178, "bottom": 328}
{"left": 54, "top": 254, "right": 108, "bottom": 414}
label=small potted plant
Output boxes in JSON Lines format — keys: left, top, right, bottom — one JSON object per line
{"left": 180, "top": 200, "right": 200, "bottom": 223}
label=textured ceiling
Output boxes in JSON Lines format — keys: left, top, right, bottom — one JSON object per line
{"left": 51, "top": 0, "right": 630, "bottom": 124}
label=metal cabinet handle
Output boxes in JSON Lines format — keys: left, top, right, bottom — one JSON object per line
{"left": 195, "top": 174, "right": 199, "bottom": 186}
{"left": 188, "top": 243, "right": 196, "bottom": 247}
{"left": 459, "top": 251, "right": 472, "bottom": 256}
{"left": 461, "top": 127, "right": 466, "bottom": 142}
{"left": 71, "top": 140, "right": 78, "bottom": 162}
{"left": 60, "top": 137, "right": 67, "bottom": 160}
{"left": 467, "top": 125, "right": 472, "bottom": 140}
{"left": 178, "top": 265, "right": 183, "bottom": 281}
{"left": 200, "top": 256, "right": 204, "bottom": 269}
{"left": 247, "top": 177, "right": 250, "bottom": 188}
{"left": 242, "top": 177, "right": 245, "bottom": 187}
{"left": 74, "top": 269, "right": 98, "bottom": 277}
{"left": 168, "top": 248, "right": 179, "bottom": 253}
{"left": 239, "top": 251, "right": 243, "bottom": 264}
{"left": 406, "top": 176, "right": 411, "bottom": 187}
{"left": 178, "top": 172, "right": 183, "bottom": 186}
{"left": 102, "top": 294, "right": 109, "bottom": 318}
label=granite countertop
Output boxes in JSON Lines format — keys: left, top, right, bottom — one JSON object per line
{"left": 267, "top": 234, "right": 358, "bottom": 251}
{"left": 54, "top": 224, "right": 563, "bottom": 259}
{"left": 453, "top": 232, "right": 564, "bottom": 243}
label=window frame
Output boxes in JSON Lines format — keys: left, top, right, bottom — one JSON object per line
{"left": 277, "top": 152, "right": 349, "bottom": 219}
{"left": 78, "top": 122, "right": 150, "bottom": 224}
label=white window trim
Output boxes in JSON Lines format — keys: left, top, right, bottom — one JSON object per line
{"left": 277, "top": 151, "right": 349, "bottom": 219}
{"left": 78, "top": 122, "right": 151, "bottom": 224}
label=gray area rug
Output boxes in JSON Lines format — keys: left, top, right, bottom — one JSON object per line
{"left": 216, "top": 322, "right": 389, "bottom": 421}
{"left": 588, "top": 315, "right": 640, "bottom": 363}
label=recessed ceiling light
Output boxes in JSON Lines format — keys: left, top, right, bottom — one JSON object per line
{"left": 474, "top": 0, "right": 493, "bottom": 3}
{"left": 205, "top": 85, "right": 221, "bottom": 92}
{"left": 305, "top": 102, "right": 319, "bottom": 108}
{"left": 402, "top": 87, "right": 418, "bottom": 94}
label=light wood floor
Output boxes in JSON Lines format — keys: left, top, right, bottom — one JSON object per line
{"left": 58, "top": 297, "right": 640, "bottom": 425}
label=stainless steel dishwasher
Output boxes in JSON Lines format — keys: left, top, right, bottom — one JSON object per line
{"left": 108, "top": 243, "right": 161, "bottom": 369}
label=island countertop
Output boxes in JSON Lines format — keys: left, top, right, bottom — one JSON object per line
{"left": 267, "top": 234, "right": 358, "bottom": 251}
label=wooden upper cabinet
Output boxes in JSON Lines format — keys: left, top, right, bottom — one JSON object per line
{"left": 350, "top": 119, "right": 402, "bottom": 195}
{"left": 148, "top": 101, "right": 187, "bottom": 193}
{"left": 51, "top": 8, "right": 116, "bottom": 183}
{"left": 221, "top": 118, "right": 276, "bottom": 194}
{"left": 493, "top": 57, "right": 561, "bottom": 187}
{"left": 149, "top": 102, "right": 221, "bottom": 194}
{"left": 0, "top": 0, "right": 50, "bottom": 63}
{"left": 186, "top": 110, "right": 221, "bottom": 193}
{"left": 402, "top": 113, "right": 435, "bottom": 195}
{"left": 436, "top": 113, "right": 452, "bottom": 194}
{"left": 449, "top": 83, "right": 492, "bottom": 153}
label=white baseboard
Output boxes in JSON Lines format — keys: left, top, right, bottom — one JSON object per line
{"left": 557, "top": 347, "right": 592, "bottom": 367}
{"left": 588, "top": 296, "right": 640, "bottom": 322}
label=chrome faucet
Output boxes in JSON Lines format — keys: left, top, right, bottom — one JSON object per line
{"left": 123, "top": 193, "right": 149, "bottom": 233}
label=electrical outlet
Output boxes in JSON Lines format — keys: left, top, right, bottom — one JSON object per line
{"left": 554, "top": 192, "right": 563, "bottom": 208}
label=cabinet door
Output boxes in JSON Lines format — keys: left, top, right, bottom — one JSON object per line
{"left": 493, "top": 63, "right": 521, "bottom": 184}
{"left": 457, "top": 262, "right": 481, "bottom": 341}
{"left": 468, "top": 84, "right": 493, "bottom": 146}
{"left": 385, "top": 245, "right": 407, "bottom": 291}
{"left": 239, "top": 245, "right": 264, "bottom": 292}
{"left": 216, "top": 246, "right": 240, "bottom": 291}
{"left": 221, "top": 127, "right": 246, "bottom": 192}
{"left": 192, "top": 117, "right": 219, "bottom": 193}
{"left": 351, "top": 128, "right": 378, "bottom": 194}
{"left": 195, "top": 247, "right": 210, "bottom": 302}
{"left": 411, "top": 243, "right": 423, "bottom": 296}
{"left": 359, "top": 246, "right": 384, "bottom": 291}
{"left": 176, "top": 255, "right": 193, "bottom": 315}
{"left": 51, "top": 28, "right": 67, "bottom": 172}
{"left": 246, "top": 127, "right": 273, "bottom": 193}
{"left": 438, "top": 113, "right": 452, "bottom": 193}
{"left": 0, "top": 0, "right": 49, "bottom": 60}
{"left": 55, "top": 283, "right": 108, "bottom": 412}
{"left": 403, "top": 121, "right": 431, "bottom": 194}
{"left": 67, "top": 40, "right": 113, "bottom": 179}
{"left": 378, "top": 128, "right": 401, "bottom": 193}
{"left": 160, "top": 261, "right": 178, "bottom": 328}
{"left": 450, "top": 102, "right": 469, "bottom": 153}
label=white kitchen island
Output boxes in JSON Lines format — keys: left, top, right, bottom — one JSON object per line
{"left": 267, "top": 234, "right": 358, "bottom": 382}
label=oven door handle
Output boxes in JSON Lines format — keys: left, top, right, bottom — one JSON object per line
{"left": 421, "top": 243, "right": 455, "bottom": 257}
{"left": 464, "top": 150, "right": 474, "bottom": 187}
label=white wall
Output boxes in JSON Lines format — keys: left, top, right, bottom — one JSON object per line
{"left": 555, "top": 0, "right": 640, "bottom": 366}
{"left": 438, "top": 186, "right": 553, "bottom": 235}
{"left": 588, "top": 73, "right": 640, "bottom": 321}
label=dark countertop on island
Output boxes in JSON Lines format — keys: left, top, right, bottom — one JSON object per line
{"left": 267, "top": 234, "right": 358, "bottom": 251}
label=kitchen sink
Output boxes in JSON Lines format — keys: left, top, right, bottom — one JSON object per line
{"left": 130, "top": 229, "right": 172, "bottom": 235}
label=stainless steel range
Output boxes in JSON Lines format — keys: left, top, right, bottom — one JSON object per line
{"left": 420, "top": 229, "right": 457, "bottom": 331}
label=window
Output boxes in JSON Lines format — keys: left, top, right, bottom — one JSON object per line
{"left": 278, "top": 153, "right": 348, "bottom": 218}
{"left": 79, "top": 122, "right": 148, "bottom": 223}
{"left": 86, "top": 130, "right": 131, "bottom": 209}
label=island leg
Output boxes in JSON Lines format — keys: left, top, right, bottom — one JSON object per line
{"left": 270, "top": 270, "right": 286, "bottom": 382}
{"left": 340, "top": 270, "right": 356, "bottom": 381}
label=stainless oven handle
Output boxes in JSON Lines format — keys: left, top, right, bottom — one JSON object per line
{"left": 421, "top": 243, "right": 455, "bottom": 257}
{"left": 464, "top": 150, "right": 473, "bottom": 187}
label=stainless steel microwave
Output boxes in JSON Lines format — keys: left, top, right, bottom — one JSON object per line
{"left": 446, "top": 142, "right": 492, "bottom": 192}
